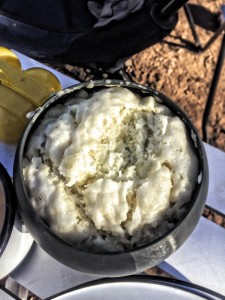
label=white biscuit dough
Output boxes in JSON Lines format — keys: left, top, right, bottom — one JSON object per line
{"left": 23, "top": 87, "right": 198, "bottom": 251}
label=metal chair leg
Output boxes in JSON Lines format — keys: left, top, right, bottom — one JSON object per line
{"left": 202, "top": 32, "right": 225, "bottom": 142}
{"left": 183, "top": 4, "right": 201, "bottom": 48}
{"left": 180, "top": 4, "right": 225, "bottom": 141}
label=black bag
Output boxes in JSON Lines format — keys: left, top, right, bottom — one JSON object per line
{"left": 0, "top": 0, "right": 177, "bottom": 70}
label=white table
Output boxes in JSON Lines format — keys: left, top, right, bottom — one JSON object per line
{"left": 1, "top": 52, "right": 225, "bottom": 299}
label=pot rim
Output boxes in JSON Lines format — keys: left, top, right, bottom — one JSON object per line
{"left": 14, "top": 79, "right": 209, "bottom": 255}
{"left": 46, "top": 275, "right": 223, "bottom": 300}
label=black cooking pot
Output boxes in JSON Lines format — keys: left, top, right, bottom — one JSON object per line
{"left": 0, "top": 163, "right": 15, "bottom": 257}
{"left": 13, "top": 80, "right": 209, "bottom": 276}
{"left": 0, "top": 163, "right": 33, "bottom": 279}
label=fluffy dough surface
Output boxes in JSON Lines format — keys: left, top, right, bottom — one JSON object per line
{"left": 23, "top": 87, "right": 198, "bottom": 251}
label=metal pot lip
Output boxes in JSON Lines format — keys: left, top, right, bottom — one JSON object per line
{"left": 46, "top": 275, "right": 224, "bottom": 300}
{"left": 14, "top": 79, "right": 209, "bottom": 255}
{"left": 0, "top": 162, "right": 16, "bottom": 257}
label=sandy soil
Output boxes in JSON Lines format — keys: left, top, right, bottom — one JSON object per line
{"left": 125, "top": 0, "right": 225, "bottom": 151}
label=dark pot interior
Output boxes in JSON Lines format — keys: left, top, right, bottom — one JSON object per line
{"left": 13, "top": 80, "right": 209, "bottom": 276}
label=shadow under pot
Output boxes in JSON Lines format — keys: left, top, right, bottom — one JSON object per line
{"left": 13, "top": 80, "right": 209, "bottom": 276}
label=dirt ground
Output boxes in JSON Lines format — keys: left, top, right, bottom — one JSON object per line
{"left": 65, "top": 0, "right": 225, "bottom": 152}
{"left": 126, "top": 0, "right": 225, "bottom": 151}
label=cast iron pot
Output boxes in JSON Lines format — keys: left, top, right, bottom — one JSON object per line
{"left": 13, "top": 80, "right": 209, "bottom": 276}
